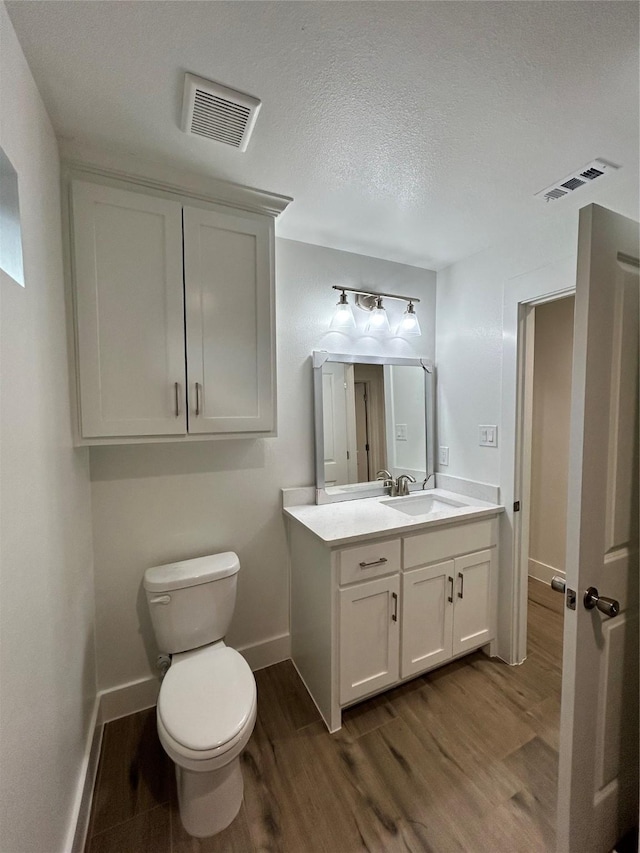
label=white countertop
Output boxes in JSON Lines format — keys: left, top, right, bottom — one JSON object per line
{"left": 283, "top": 488, "right": 504, "bottom": 547}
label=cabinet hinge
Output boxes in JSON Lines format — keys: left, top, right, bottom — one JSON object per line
{"left": 513, "top": 501, "right": 520, "bottom": 512}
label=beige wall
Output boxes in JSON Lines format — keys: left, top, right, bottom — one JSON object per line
{"left": 0, "top": 5, "right": 96, "bottom": 851}
{"left": 529, "top": 295, "right": 575, "bottom": 581}
{"left": 89, "top": 235, "right": 436, "bottom": 695}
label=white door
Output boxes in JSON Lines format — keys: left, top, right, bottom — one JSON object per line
{"left": 339, "top": 575, "right": 400, "bottom": 704}
{"left": 183, "top": 205, "right": 274, "bottom": 434}
{"left": 401, "top": 560, "right": 454, "bottom": 678}
{"left": 556, "top": 205, "right": 639, "bottom": 853}
{"left": 322, "top": 362, "right": 349, "bottom": 486}
{"left": 71, "top": 180, "right": 186, "bottom": 437}
{"left": 452, "top": 550, "right": 493, "bottom": 656}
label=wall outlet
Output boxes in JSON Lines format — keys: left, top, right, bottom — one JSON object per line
{"left": 479, "top": 425, "right": 498, "bottom": 447}
{"left": 439, "top": 446, "right": 449, "bottom": 466}
{"left": 396, "top": 423, "right": 408, "bottom": 441}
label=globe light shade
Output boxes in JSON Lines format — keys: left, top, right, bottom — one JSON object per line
{"left": 329, "top": 291, "right": 356, "bottom": 330}
{"left": 364, "top": 297, "right": 391, "bottom": 334}
{"left": 396, "top": 301, "right": 421, "bottom": 336}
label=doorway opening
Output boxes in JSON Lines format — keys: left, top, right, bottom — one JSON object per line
{"left": 524, "top": 294, "right": 575, "bottom": 665}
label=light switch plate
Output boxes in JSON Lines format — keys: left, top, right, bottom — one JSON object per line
{"left": 479, "top": 425, "right": 498, "bottom": 447}
{"left": 396, "top": 423, "right": 408, "bottom": 441}
{"left": 439, "top": 446, "right": 449, "bottom": 466}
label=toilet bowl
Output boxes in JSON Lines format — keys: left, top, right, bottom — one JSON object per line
{"left": 143, "top": 552, "right": 256, "bottom": 838}
{"left": 157, "top": 642, "right": 257, "bottom": 836}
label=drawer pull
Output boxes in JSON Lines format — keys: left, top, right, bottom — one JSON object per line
{"left": 458, "top": 572, "right": 464, "bottom": 599}
{"left": 392, "top": 591, "right": 398, "bottom": 622}
{"left": 448, "top": 576, "right": 454, "bottom": 603}
{"left": 359, "top": 557, "right": 388, "bottom": 569}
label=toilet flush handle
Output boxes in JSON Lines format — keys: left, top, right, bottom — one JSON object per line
{"left": 149, "top": 595, "right": 171, "bottom": 605}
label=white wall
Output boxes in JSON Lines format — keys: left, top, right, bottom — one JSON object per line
{"left": 89, "top": 235, "right": 436, "bottom": 694}
{"left": 0, "top": 6, "right": 96, "bottom": 852}
{"left": 435, "top": 214, "right": 579, "bottom": 488}
{"left": 529, "top": 296, "right": 575, "bottom": 582}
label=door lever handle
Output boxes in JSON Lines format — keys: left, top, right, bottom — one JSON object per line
{"left": 584, "top": 587, "right": 620, "bottom": 618}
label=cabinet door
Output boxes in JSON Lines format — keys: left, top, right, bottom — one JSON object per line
{"left": 183, "top": 206, "right": 274, "bottom": 434}
{"left": 71, "top": 181, "right": 186, "bottom": 437}
{"left": 401, "top": 560, "right": 454, "bottom": 679}
{"left": 339, "top": 575, "right": 400, "bottom": 704}
{"left": 452, "top": 549, "right": 494, "bottom": 656}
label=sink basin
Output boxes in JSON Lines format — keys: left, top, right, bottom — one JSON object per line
{"left": 381, "top": 494, "right": 466, "bottom": 517}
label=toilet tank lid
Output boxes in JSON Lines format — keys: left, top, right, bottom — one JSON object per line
{"left": 143, "top": 552, "right": 240, "bottom": 592}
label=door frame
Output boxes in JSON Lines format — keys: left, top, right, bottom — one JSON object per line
{"left": 499, "top": 255, "right": 576, "bottom": 664}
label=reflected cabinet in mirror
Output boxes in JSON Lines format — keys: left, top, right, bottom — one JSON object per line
{"left": 313, "top": 352, "right": 435, "bottom": 502}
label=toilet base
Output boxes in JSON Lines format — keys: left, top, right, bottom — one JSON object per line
{"left": 175, "top": 755, "right": 244, "bottom": 838}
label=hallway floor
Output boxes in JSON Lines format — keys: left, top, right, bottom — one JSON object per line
{"left": 85, "top": 578, "right": 563, "bottom": 852}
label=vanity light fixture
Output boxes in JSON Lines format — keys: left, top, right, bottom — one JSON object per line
{"left": 364, "top": 296, "right": 391, "bottom": 334}
{"left": 396, "top": 301, "right": 421, "bottom": 336}
{"left": 329, "top": 289, "right": 356, "bottom": 330}
{"left": 330, "top": 286, "right": 421, "bottom": 337}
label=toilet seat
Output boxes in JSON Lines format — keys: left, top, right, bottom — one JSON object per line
{"left": 157, "top": 643, "right": 257, "bottom": 771}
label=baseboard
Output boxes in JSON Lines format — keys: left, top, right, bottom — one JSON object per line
{"left": 63, "top": 695, "right": 103, "bottom": 853}
{"left": 237, "top": 631, "right": 291, "bottom": 671}
{"left": 98, "top": 633, "right": 291, "bottom": 724}
{"left": 528, "top": 558, "right": 565, "bottom": 586}
{"left": 98, "top": 675, "right": 160, "bottom": 724}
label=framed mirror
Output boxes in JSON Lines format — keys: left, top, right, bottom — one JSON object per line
{"left": 313, "top": 351, "right": 435, "bottom": 503}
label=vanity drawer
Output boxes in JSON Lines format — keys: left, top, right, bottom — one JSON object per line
{"left": 338, "top": 539, "right": 401, "bottom": 586}
{"left": 403, "top": 519, "right": 495, "bottom": 569}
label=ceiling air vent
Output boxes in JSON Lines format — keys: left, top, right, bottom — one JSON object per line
{"left": 535, "top": 158, "right": 620, "bottom": 203}
{"left": 181, "top": 73, "right": 261, "bottom": 152}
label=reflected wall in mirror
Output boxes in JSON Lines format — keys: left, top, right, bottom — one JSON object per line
{"left": 313, "top": 352, "right": 435, "bottom": 502}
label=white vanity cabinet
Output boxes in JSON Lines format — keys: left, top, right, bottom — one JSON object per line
{"left": 68, "top": 176, "right": 277, "bottom": 443}
{"left": 289, "top": 512, "right": 499, "bottom": 732}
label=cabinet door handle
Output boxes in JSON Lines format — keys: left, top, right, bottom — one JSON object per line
{"left": 391, "top": 591, "right": 398, "bottom": 622}
{"left": 359, "top": 557, "right": 388, "bottom": 569}
{"left": 174, "top": 382, "right": 181, "bottom": 417}
{"left": 195, "top": 382, "right": 201, "bottom": 416}
{"left": 448, "top": 576, "right": 454, "bottom": 603}
{"left": 458, "top": 572, "right": 464, "bottom": 599}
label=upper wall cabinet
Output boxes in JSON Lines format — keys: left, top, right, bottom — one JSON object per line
{"left": 67, "top": 171, "right": 287, "bottom": 444}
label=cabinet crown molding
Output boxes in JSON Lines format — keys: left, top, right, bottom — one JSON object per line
{"left": 62, "top": 160, "right": 293, "bottom": 219}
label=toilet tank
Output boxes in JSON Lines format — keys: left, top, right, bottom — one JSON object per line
{"left": 143, "top": 552, "right": 240, "bottom": 654}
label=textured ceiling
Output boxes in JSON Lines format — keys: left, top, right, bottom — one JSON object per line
{"left": 6, "top": 0, "right": 640, "bottom": 269}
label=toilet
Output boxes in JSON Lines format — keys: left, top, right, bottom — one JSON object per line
{"left": 143, "top": 552, "right": 256, "bottom": 838}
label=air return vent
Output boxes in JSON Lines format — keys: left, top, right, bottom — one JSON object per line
{"left": 181, "top": 73, "right": 261, "bottom": 152}
{"left": 535, "top": 158, "right": 619, "bottom": 203}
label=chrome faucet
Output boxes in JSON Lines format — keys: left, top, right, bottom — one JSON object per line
{"left": 396, "top": 474, "right": 416, "bottom": 496}
{"left": 376, "top": 469, "right": 397, "bottom": 497}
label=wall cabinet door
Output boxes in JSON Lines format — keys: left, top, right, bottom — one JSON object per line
{"left": 339, "top": 575, "right": 400, "bottom": 704}
{"left": 71, "top": 180, "right": 186, "bottom": 437}
{"left": 401, "top": 560, "right": 454, "bottom": 679}
{"left": 452, "top": 549, "right": 493, "bottom": 656}
{"left": 183, "top": 206, "right": 274, "bottom": 434}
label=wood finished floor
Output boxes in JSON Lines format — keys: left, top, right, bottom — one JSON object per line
{"left": 85, "top": 578, "right": 564, "bottom": 853}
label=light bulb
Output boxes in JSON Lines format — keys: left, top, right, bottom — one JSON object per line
{"left": 396, "top": 302, "right": 421, "bottom": 336}
{"left": 329, "top": 291, "right": 356, "bottom": 330}
{"left": 364, "top": 297, "right": 390, "bottom": 334}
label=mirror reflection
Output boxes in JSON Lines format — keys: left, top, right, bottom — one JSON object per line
{"left": 319, "top": 359, "right": 428, "bottom": 490}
